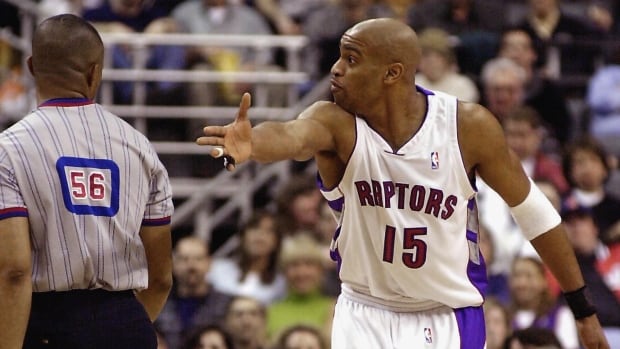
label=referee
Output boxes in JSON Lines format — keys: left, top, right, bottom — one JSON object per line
{"left": 0, "top": 14, "right": 174, "bottom": 349}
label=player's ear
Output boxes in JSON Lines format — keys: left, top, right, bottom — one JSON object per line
{"left": 384, "top": 63, "right": 404, "bottom": 84}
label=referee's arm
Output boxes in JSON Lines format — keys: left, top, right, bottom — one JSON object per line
{"left": 0, "top": 216, "right": 32, "bottom": 349}
{"left": 136, "top": 224, "right": 173, "bottom": 321}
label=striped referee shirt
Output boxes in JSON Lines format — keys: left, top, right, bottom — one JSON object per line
{"left": 0, "top": 98, "right": 174, "bottom": 292}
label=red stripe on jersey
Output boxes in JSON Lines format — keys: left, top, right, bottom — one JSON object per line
{"left": 0, "top": 207, "right": 28, "bottom": 219}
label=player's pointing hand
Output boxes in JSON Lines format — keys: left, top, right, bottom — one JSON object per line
{"left": 196, "top": 92, "right": 253, "bottom": 171}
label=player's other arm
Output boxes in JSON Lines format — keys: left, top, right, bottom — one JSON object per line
{"left": 197, "top": 93, "right": 340, "bottom": 168}
{"left": 0, "top": 216, "right": 32, "bottom": 349}
{"left": 462, "top": 103, "right": 582, "bottom": 290}
{"left": 136, "top": 224, "right": 173, "bottom": 321}
{"left": 459, "top": 103, "right": 609, "bottom": 349}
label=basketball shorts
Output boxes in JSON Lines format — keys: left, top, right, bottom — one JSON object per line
{"left": 331, "top": 293, "right": 485, "bottom": 349}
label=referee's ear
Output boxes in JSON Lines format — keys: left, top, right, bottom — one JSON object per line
{"left": 86, "top": 62, "right": 102, "bottom": 99}
{"left": 27, "top": 56, "right": 34, "bottom": 77}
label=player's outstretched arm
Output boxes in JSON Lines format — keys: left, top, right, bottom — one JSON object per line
{"left": 0, "top": 217, "right": 32, "bottom": 349}
{"left": 460, "top": 103, "right": 609, "bottom": 349}
{"left": 196, "top": 92, "right": 337, "bottom": 170}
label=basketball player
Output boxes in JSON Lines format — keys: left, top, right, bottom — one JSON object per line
{"left": 0, "top": 14, "right": 173, "bottom": 349}
{"left": 197, "top": 18, "right": 608, "bottom": 349}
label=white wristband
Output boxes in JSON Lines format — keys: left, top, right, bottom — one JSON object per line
{"left": 509, "top": 178, "right": 562, "bottom": 241}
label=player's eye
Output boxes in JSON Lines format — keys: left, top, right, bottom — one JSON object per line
{"left": 347, "top": 56, "right": 356, "bottom": 64}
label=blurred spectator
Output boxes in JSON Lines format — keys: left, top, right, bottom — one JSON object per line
{"left": 224, "top": 296, "right": 269, "bottom": 349}
{"left": 315, "top": 198, "right": 338, "bottom": 247}
{"left": 479, "top": 225, "right": 510, "bottom": 305}
{"left": 415, "top": 27, "right": 479, "bottom": 102}
{"left": 0, "top": 1, "right": 20, "bottom": 99}
{"left": 315, "top": 199, "right": 341, "bottom": 297}
{"left": 39, "top": 0, "right": 83, "bottom": 22}
{"left": 373, "top": 0, "right": 417, "bottom": 22}
{"left": 480, "top": 57, "right": 527, "bottom": 122}
{"left": 407, "top": 0, "right": 504, "bottom": 34}
{"left": 586, "top": 49, "right": 620, "bottom": 157}
{"left": 586, "top": 1, "right": 614, "bottom": 34}
{"left": 562, "top": 205, "right": 620, "bottom": 343}
{"left": 267, "top": 234, "right": 335, "bottom": 341}
{"left": 609, "top": 1, "right": 620, "bottom": 36}
{"left": 513, "top": 0, "right": 605, "bottom": 78}
{"left": 0, "top": 47, "right": 27, "bottom": 128}
{"left": 83, "top": 0, "right": 186, "bottom": 104}
{"left": 155, "top": 324, "right": 172, "bottom": 349}
{"left": 180, "top": 324, "right": 235, "bottom": 349}
{"left": 272, "top": 324, "right": 328, "bottom": 349}
{"left": 250, "top": 0, "right": 327, "bottom": 75}
{"left": 208, "top": 211, "right": 287, "bottom": 304}
{"left": 253, "top": 0, "right": 327, "bottom": 35}
{"left": 498, "top": 27, "right": 572, "bottom": 145}
{"left": 504, "top": 327, "right": 563, "bottom": 349}
{"left": 160, "top": 0, "right": 187, "bottom": 13}
{"left": 483, "top": 297, "right": 511, "bottom": 349}
{"left": 407, "top": 0, "right": 506, "bottom": 75}
{"left": 502, "top": 106, "right": 569, "bottom": 195}
{"left": 508, "top": 256, "right": 578, "bottom": 349}
{"left": 157, "top": 236, "right": 234, "bottom": 349}
{"left": 172, "top": 0, "right": 277, "bottom": 106}
{"left": 275, "top": 174, "right": 322, "bottom": 238}
{"left": 38, "top": 0, "right": 82, "bottom": 19}
{"left": 477, "top": 77, "right": 544, "bottom": 277}
{"left": 562, "top": 136, "right": 620, "bottom": 244}
{"left": 535, "top": 179, "right": 561, "bottom": 213}
{"left": 302, "top": 0, "right": 381, "bottom": 81}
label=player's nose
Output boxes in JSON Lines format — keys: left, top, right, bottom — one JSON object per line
{"left": 330, "top": 58, "right": 344, "bottom": 77}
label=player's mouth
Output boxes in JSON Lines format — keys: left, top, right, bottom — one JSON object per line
{"left": 330, "top": 79, "right": 343, "bottom": 92}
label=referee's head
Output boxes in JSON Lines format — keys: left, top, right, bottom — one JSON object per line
{"left": 28, "top": 14, "right": 104, "bottom": 101}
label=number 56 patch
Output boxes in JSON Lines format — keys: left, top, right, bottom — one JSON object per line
{"left": 56, "top": 156, "right": 120, "bottom": 216}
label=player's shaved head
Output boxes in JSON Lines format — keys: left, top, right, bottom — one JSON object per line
{"left": 30, "top": 14, "right": 103, "bottom": 99}
{"left": 345, "top": 18, "right": 421, "bottom": 80}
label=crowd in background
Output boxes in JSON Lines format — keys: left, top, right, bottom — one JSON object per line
{"left": 1, "top": 0, "right": 620, "bottom": 348}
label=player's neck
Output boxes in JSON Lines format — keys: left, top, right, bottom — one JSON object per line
{"left": 370, "top": 90, "right": 426, "bottom": 151}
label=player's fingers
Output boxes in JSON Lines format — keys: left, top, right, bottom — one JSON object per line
{"left": 211, "top": 146, "right": 225, "bottom": 158}
{"left": 196, "top": 136, "right": 224, "bottom": 146}
{"left": 224, "top": 155, "right": 236, "bottom": 172}
{"left": 208, "top": 147, "right": 237, "bottom": 171}
{"left": 235, "top": 92, "right": 252, "bottom": 122}
{"left": 202, "top": 125, "right": 227, "bottom": 137}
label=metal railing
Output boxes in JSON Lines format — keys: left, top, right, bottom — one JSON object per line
{"left": 96, "top": 32, "right": 314, "bottom": 239}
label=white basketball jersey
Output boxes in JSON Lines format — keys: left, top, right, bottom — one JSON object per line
{"left": 321, "top": 87, "right": 486, "bottom": 310}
